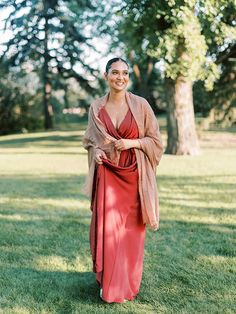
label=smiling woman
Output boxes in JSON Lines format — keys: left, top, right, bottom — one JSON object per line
{"left": 83, "top": 57, "right": 164, "bottom": 303}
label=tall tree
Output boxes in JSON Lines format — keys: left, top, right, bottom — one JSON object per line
{"left": 194, "top": 44, "right": 236, "bottom": 126}
{"left": 0, "top": 0, "right": 98, "bottom": 129}
{"left": 114, "top": 0, "right": 236, "bottom": 154}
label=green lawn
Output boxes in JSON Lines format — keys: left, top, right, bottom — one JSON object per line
{"left": 0, "top": 126, "right": 235, "bottom": 314}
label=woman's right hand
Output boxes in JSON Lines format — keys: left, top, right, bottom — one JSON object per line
{"left": 94, "top": 148, "right": 107, "bottom": 164}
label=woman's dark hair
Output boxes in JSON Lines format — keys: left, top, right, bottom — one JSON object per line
{"left": 105, "top": 57, "right": 129, "bottom": 73}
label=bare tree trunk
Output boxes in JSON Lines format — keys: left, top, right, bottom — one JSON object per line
{"left": 43, "top": 0, "right": 53, "bottom": 129}
{"left": 165, "top": 76, "right": 200, "bottom": 155}
{"left": 64, "top": 84, "right": 69, "bottom": 109}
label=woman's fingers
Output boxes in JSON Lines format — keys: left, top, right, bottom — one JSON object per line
{"left": 95, "top": 151, "right": 107, "bottom": 164}
{"left": 114, "top": 139, "right": 130, "bottom": 150}
{"left": 96, "top": 158, "right": 103, "bottom": 164}
{"left": 95, "top": 154, "right": 103, "bottom": 164}
{"left": 114, "top": 139, "right": 123, "bottom": 150}
{"left": 101, "top": 152, "right": 107, "bottom": 159}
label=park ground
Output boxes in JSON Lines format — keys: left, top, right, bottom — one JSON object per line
{"left": 0, "top": 119, "right": 235, "bottom": 314}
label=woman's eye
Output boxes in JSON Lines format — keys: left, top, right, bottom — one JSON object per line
{"left": 111, "top": 72, "right": 129, "bottom": 75}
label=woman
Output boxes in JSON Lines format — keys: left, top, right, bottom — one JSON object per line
{"left": 83, "top": 57, "right": 163, "bottom": 303}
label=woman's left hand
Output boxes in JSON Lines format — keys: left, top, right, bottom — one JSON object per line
{"left": 114, "top": 139, "right": 140, "bottom": 151}
{"left": 114, "top": 139, "right": 132, "bottom": 151}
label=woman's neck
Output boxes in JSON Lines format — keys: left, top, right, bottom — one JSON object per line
{"left": 108, "top": 89, "right": 126, "bottom": 105}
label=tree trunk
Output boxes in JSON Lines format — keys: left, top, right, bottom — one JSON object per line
{"left": 64, "top": 84, "right": 69, "bottom": 109}
{"left": 43, "top": 81, "right": 53, "bottom": 129}
{"left": 165, "top": 76, "right": 200, "bottom": 155}
{"left": 43, "top": 0, "right": 53, "bottom": 129}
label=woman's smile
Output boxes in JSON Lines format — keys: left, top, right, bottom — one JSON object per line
{"left": 115, "top": 81, "right": 125, "bottom": 86}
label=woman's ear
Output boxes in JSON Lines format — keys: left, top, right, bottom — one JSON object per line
{"left": 103, "top": 72, "right": 108, "bottom": 80}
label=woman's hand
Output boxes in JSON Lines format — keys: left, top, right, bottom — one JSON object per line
{"left": 114, "top": 139, "right": 141, "bottom": 151}
{"left": 94, "top": 148, "right": 107, "bottom": 164}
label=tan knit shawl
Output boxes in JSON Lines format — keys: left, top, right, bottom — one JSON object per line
{"left": 82, "top": 91, "right": 164, "bottom": 230}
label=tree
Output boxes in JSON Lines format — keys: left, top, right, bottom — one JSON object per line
{"left": 0, "top": 0, "right": 98, "bottom": 129}
{"left": 194, "top": 44, "right": 236, "bottom": 127}
{"left": 114, "top": 0, "right": 236, "bottom": 154}
{"left": 0, "top": 67, "right": 42, "bottom": 134}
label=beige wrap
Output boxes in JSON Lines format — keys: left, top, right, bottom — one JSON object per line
{"left": 82, "top": 91, "right": 164, "bottom": 229}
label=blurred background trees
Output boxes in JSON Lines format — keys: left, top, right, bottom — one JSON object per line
{"left": 0, "top": 0, "right": 100, "bottom": 131}
{"left": 0, "top": 0, "right": 235, "bottom": 154}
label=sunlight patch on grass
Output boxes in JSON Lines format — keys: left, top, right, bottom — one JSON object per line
{"left": 0, "top": 197, "right": 90, "bottom": 211}
{"left": 207, "top": 225, "right": 236, "bottom": 234}
{"left": 0, "top": 306, "right": 32, "bottom": 314}
{"left": 0, "top": 156, "right": 88, "bottom": 175}
{"left": 162, "top": 214, "right": 233, "bottom": 225}
{"left": 34, "top": 255, "right": 91, "bottom": 273}
{"left": 34, "top": 255, "right": 73, "bottom": 272}
{"left": 197, "top": 255, "right": 236, "bottom": 266}
{"left": 0, "top": 213, "right": 30, "bottom": 221}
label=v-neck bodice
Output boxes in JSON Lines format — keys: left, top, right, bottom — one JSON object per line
{"left": 98, "top": 107, "right": 139, "bottom": 140}
{"left": 103, "top": 107, "right": 130, "bottom": 132}
{"left": 98, "top": 106, "right": 139, "bottom": 167}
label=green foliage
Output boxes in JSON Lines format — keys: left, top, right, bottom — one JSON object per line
{"left": 193, "top": 42, "right": 236, "bottom": 126}
{"left": 117, "top": 0, "right": 236, "bottom": 90}
{"left": 0, "top": 0, "right": 103, "bottom": 133}
{"left": 0, "top": 0, "right": 98, "bottom": 90}
{"left": 0, "top": 70, "right": 43, "bottom": 135}
{"left": 150, "top": 6, "right": 210, "bottom": 82}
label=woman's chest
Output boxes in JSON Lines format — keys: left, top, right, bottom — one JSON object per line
{"left": 104, "top": 105, "right": 129, "bottom": 130}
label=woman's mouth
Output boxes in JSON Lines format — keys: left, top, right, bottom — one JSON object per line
{"left": 115, "top": 82, "right": 124, "bottom": 86}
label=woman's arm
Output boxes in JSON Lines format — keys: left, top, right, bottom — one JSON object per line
{"left": 114, "top": 139, "right": 141, "bottom": 151}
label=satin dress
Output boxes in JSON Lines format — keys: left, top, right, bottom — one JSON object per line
{"left": 90, "top": 106, "right": 146, "bottom": 303}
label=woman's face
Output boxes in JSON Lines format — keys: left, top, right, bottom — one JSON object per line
{"left": 104, "top": 61, "right": 129, "bottom": 92}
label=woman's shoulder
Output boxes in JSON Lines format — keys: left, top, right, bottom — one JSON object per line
{"left": 128, "top": 92, "right": 153, "bottom": 113}
{"left": 89, "top": 94, "right": 108, "bottom": 115}
{"left": 90, "top": 94, "right": 107, "bottom": 107}
{"left": 128, "top": 91, "right": 148, "bottom": 104}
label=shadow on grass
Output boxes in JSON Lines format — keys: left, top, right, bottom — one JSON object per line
{"left": 0, "top": 150, "right": 87, "bottom": 155}
{"left": 158, "top": 174, "right": 236, "bottom": 213}
{"left": 0, "top": 134, "right": 83, "bottom": 148}
{"left": 0, "top": 173, "right": 87, "bottom": 200}
{"left": 157, "top": 219, "right": 236, "bottom": 257}
{"left": 0, "top": 266, "right": 101, "bottom": 313}
{"left": 158, "top": 174, "right": 236, "bottom": 189}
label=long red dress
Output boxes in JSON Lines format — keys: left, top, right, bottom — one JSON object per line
{"left": 90, "top": 107, "right": 146, "bottom": 303}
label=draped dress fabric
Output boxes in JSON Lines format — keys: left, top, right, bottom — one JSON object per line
{"left": 90, "top": 106, "right": 146, "bottom": 303}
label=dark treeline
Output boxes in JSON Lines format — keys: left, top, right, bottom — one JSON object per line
{"left": 0, "top": 0, "right": 235, "bottom": 155}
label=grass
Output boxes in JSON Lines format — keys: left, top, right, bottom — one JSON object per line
{"left": 0, "top": 124, "right": 235, "bottom": 314}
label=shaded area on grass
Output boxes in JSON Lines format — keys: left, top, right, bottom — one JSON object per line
{"left": 0, "top": 134, "right": 83, "bottom": 148}
{"left": 0, "top": 267, "right": 100, "bottom": 313}
{"left": 0, "top": 173, "right": 87, "bottom": 199}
